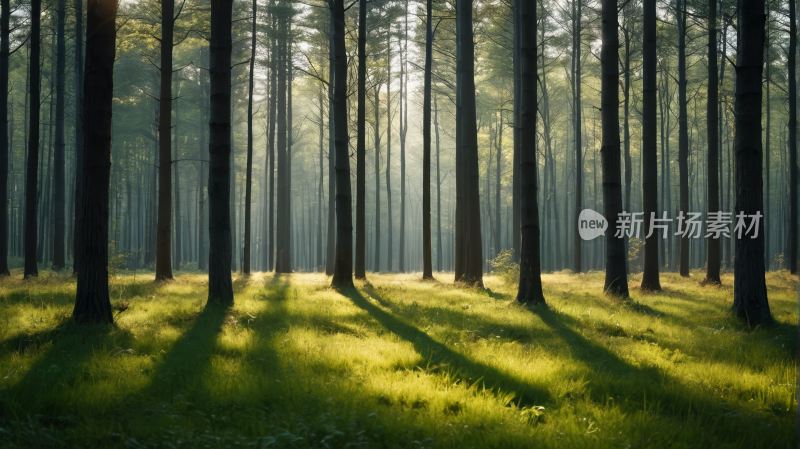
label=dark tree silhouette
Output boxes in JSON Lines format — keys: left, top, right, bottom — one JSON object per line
{"left": 207, "top": 0, "right": 234, "bottom": 304}
{"left": 640, "top": 0, "right": 661, "bottom": 290}
{"left": 515, "top": 0, "right": 544, "bottom": 305}
{"left": 52, "top": 0, "right": 66, "bottom": 270}
{"left": 732, "top": 0, "right": 770, "bottom": 325}
{"left": 330, "top": 0, "right": 353, "bottom": 288}
{"left": 421, "top": 0, "right": 433, "bottom": 280}
{"left": 0, "top": 0, "right": 9, "bottom": 276}
{"left": 72, "top": 0, "right": 84, "bottom": 275}
{"left": 355, "top": 0, "right": 366, "bottom": 279}
{"left": 600, "top": 0, "right": 628, "bottom": 296}
{"left": 704, "top": 0, "right": 720, "bottom": 284}
{"left": 23, "top": 0, "right": 41, "bottom": 279}
{"left": 73, "top": 0, "right": 118, "bottom": 324}
{"left": 677, "top": 0, "right": 689, "bottom": 277}
{"left": 243, "top": 0, "right": 257, "bottom": 275}
{"left": 789, "top": 0, "right": 797, "bottom": 274}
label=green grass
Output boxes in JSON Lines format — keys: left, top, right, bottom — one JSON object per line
{"left": 0, "top": 268, "right": 795, "bottom": 448}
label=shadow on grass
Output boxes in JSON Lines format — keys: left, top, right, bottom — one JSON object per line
{"left": 343, "top": 286, "right": 553, "bottom": 407}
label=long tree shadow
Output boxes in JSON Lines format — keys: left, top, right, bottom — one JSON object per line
{"left": 343, "top": 287, "right": 553, "bottom": 407}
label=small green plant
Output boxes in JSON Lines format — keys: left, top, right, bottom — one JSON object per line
{"left": 772, "top": 253, "right": 785, "bottom": 271}
{"left": 489, "top": 249, "right": 519, "bottom": 285}
{"left": 107, "top": 241, "right": 127, "bottom": 278}
{"left": 627, "top": 237, "right": 643, "bottom": 273}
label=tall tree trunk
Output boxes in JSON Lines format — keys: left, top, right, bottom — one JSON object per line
{"left": 573, "top": 0, "right": 582, "bottom": 273}
{"left": 641, "top": 0, "right": 661, "bottom": 290}
{"left": 516, "top": 0, "right": 544, "bottom": 304}
{"left": 511, "top": 0, "right": 520, "bottom": 264}
{"left": 789, "top": 0, "right": 797, "bottom": 274}
{"left": 207, "top": 0, "right": 234, "bottom": 304}
{"left": 459, "top": 0, "right": 483, "bottom": 287}
{"left": 422, "top": 0, "right": 433, "bottom": 280}
{"left": 325, "top": 10, "right": 335, "bottom": 275}
{"left": 243, "top": 0, "right": 256, "bottom": 274}
{"left": 155, "top": 0, "right": 174, "bottom": 280}
{"left": 399, "top": 10, "right": 408, "bottom": 272}
{"left": 677, "top": 0, "right": 690, "bottom": 277}
{"left": 732, "top": 0, "right": 770, "bottom": 324}
{"left": 0, "top": 0, "right": 9, "bottom": 275}
{"left": 268, "top": 16, "right": 277, "bottom": 271}
{"left": 52, "top": 0, "right": 66, "bottom": 270}
{"left": 386, "top": 36, "right": 393, "bottom": 271}
{"left": 601, "top": 0, "right": 628, "bottom": 296}
{"left": 73, "top": 0, "right": 117, "bottom": 323}
{"left": 435, "top": 94, "right": 442, "bottom": 272}
{"left": 374, "top": 85, "right": 381, "bottom": 272}
{"left": 330, "top": 0, "right": 353, "bottom": 287}
{"left": 24, "top": 0, "right": 41, "bottom": 278}
{"left": 704, "top": 0, "right": 721, "bottom": 283}
{"left": 173, "top": 82, "right": 182, "bottom": 270}
{"left": 198, "top": 46, "right": 207, "bottom": 271}
{"left": 317, "top": 82, "right": 324, "bottom": 270}
{"left": 276, "top": 12, "right": 290, "bottom": 273}
{"left": 355, "top": 0, "right": 366, "bottom": 279}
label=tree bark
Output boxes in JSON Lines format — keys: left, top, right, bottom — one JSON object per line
{"left": 330, "top": 0, "right": 353, "bottom": 288}
{"left": 51, "top": 0, "right": 66, "bottom": 271}
{"left": 0, "top": 0, "right": 9, "bottom": 276}
{"left": 732, "top": 0, "right": 770, "bottom": 325}
{"left": 601, "top": 0, "right": 628, "bottom": 296}
{"left": 435, "top": 94, "right": 442, "bottom": 272}
{"left": 325, "top": 10, "right": 335, "bottom": 275}
{"left": 243, "top": 0, "right": 256, "bottom": 274}
{"left": 422, "top": 0, "right": 433, "bottom": 280}
{"left": 355, "top": 0, "right": 366, "bottom": 279}
{"left": 73, "top": 0, "right": 118, "bottom": 324}
{"left": 24, "top": 0, "right": 41, "bottom": 278}
{"left": 789, "top": 0, "right": 797, "bottom": 274}
{"left": 677, "top": 0, "right": 689, "bottom": 277}
{"left": 155, "top": 0, "right": 174, "bottom": 280}
{"left": 207, "top": 0, "right": 234, "bottom": 304}
{"left": 640, "top": 0, "right": 661, "bottom": 290}
{"left": 516, "top": 0, "right": 544, "bottom": 305}
{"left": 573, "top": 0, "right": 582, "bottom": 274}
{"left": 704, "top": 0, "right": 720, "bottom": 283}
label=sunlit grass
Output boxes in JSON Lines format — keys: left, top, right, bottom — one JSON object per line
{"left": 0, "top": 267, "right": 795, "bottom": 447}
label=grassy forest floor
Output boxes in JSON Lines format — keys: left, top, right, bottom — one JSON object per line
{"left": 0, "top": 268, "right": 796, "bottom": 448}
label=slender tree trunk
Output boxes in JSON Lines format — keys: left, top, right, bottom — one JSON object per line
{"left": 51, "top": 0, "right": 66, "bottom": 270}
{"left": 355, "top": 0, "right": 366, "bottom": 279}
{"left": 173, "top": 82, "right": 182, "bottom": 270}
{"left": 601, "top": 0, "right": 628, "bottom": 296}
{"left": 24, "top": 0, "right": 41, "bottom": 278}
{"left": 73, "top": 0, "right": 117, "bottom": 323}
{"left": 573, "top": 0, "right": 582, "bottom": 273}
{"left": 0, "top": 0, "right": 9, "bottom": 275}
{"left": 435, "top": 94, "right": 442, "bottom": 272}
{"left": 732, "top": 0, "right": 770, "bottom": 324}
{"left": 276, "top": 13, "right": 288, "bottom": 273}
{"left": 325, "top": 10, "right": 335, "bottom": 276}
{"left": 399, "top": 10, "right": 408, "bottom": 272}
{"left": 155, "top": 0, "right": 174, "bottom": 280}
{"left": 422, "top": 0, "right": 433, "bottom": 280}
{"left": 317, "top": 83, "right": 324, "bottom": 270}
{"left": 330, "top": 0, "right": 353, "bottom": 287}
{"left": 386, "top": 37, "right": 393, "bottom": 272}
{"left": 704, "top": 0, "right": 720, "bottom": 283}
{"left": 516, "top": 0, "right": 544, "bottom": 304}
{"left": 511, "top": 0, "right": 520, "bottom": 264}
{"left": 374, "top": 85, "right": 381, "bottom": 272}
{"left": 789, "top": 0, "right": 797, "bottom": 274}
{"left": 641, "top": 0, "right": 661, "bottom": 290}
{"left": 268, "top": 18, "right": 277, "bottom": 271}
{"left": 198, "top": 46, "right": 207, "bottom": 271}
{"left": 677, "top": 0, "right": 690, "bottom": 276}
{"left": 207, "top": 0, "right": 234, "bottom": 304}
{"left": 243, "top": 0, "right": 256, "bottom": 274}
{"left": 459, "top": 0, "right": 483, "bottom": 287}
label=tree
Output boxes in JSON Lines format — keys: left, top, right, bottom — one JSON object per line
{"left": 355, "top": 0, "right": 366, "bottom": 279}
{"left": 207, "top": 0, "right": 234, "bottom": 304}
{"left": 72, "top": 0, "right": 84, "bottom": 275}
{"left": 52, "top": 0, "right": 67, "bottom": 271}
{"left": 789, "top": 0, "right": 797, "bottom": 274}
{"left": 704, "top": 0, "right": 720, "bottom": 283}
{"left": 640, "top": 0, "right": 661, "bottom": 290}
{"left": 515, "top": 0, "right": 544, "bottom": 305}
{"left": 243, "top": 0, "right": 257, "bottom": 275}
{"left": 24, "top": 0, "right": 41, "bottom": 279}
{"left": 600, "top": 0, "right": 628, "bottom": 296}
{"left": 73, "top": 0, "right": 118, "bottom": 324}
{"left": 421, "top": 0, "right": 433, "bottom": 280}
{"left": 572, "top": 0, "right": 582, "bottom": 274}
{"left": 732, "top": 0, "right": 770, "bottom": 324}
{"left": 329, "top": 0, "right": 353, "bottom": 288}
{"left": 677, "top": 0, "right": 689, "bottom": 277}
{"left": 155, "top": 0, "right": 179, "bottom": 281}
{"left": 0, "top": 0, "right": 9, "bottom": 276}
{"left": 457, "top": 0, "right": 483, "bottom": 287}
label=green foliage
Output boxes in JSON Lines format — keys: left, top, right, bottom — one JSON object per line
{"left": 0, "top": 270, "right": 795, "bottom": 447}
{"left": 627, "top": 237, "right": 643, "bottom": 273}
{"left": 488, "top": 249, "right": 519, "bottom": 285}
{"left": 107, "top": 241, "right": 127, "bottom": 278}
{"left": 773, "top": 253, "right": 785, "bottom": 271}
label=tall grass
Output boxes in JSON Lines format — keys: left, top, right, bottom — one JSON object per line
{"left": 0, "top": 268, "right": 795, "bottom": 448}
